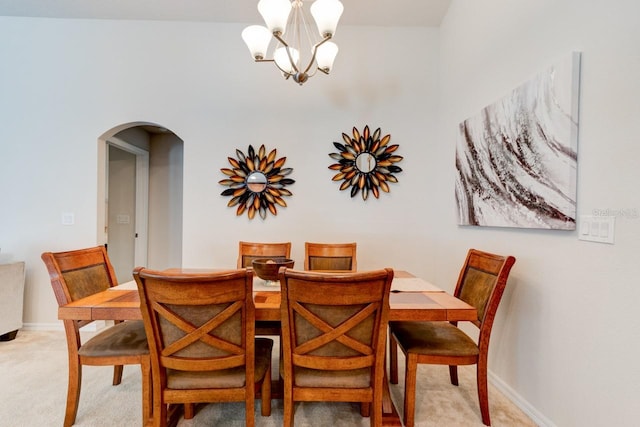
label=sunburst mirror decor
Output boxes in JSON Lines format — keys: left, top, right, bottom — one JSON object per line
{"left": 219, "top": 144, "right": 295, "bottom": 219}
{"left": 328, "top": 125, "right": 403, "bottom": 200}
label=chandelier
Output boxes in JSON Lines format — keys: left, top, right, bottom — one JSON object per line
{"left": 241, "top": 0, "right": 344, "bottom": 85}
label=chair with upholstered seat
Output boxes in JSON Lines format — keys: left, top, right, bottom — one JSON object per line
{"left": 133, "top": 267, "right": 273, "bottom": 427}
{"left": 279, "top": 267, "right": 393, "bottom": 427}
{"left": 238, "top": 241, "right": 292, "bottom": 336}
{"left": 237, "top": 241, "right": 292, "bottom": 270}
{"left": 41, "top": 246, "right": 151, "bottom": 427}
{"left": 389, "top": 249, "right": 516, "bottom": 426}
{"left": 303, "top": 241, "right": 357, "bottom": 271}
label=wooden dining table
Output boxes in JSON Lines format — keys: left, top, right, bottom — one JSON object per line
{"left": 58, "top": 269, "right": 476, "bottom": 426}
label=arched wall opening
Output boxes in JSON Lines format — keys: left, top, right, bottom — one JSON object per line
{"left": 97, "top": 121, "right": 184, "bottom": 281}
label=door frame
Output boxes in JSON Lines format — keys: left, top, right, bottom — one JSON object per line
{"left": 103, "top": 137, "right": 149, "bottom": 269}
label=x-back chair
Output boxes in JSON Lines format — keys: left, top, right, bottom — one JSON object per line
{"left": 389, "top": 249, "right": 516, "bottom": 426}
{"left": 42, "top": 246, "right": 151, "bottom": 427}
{"left": 279, "top": 267, "right": 393, "bottom": 427}
{"left": 134, "top": 267, "right": 273, "bottom": 427}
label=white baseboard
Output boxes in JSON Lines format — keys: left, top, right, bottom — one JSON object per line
{"left": 22, "top": 321, "right": 109, "bottom": 332}
{"left": 22, "top": 322, "right": 63, "bottom": 331}
{"left": 489, "top": 370, "right": 555, "bottom": 427}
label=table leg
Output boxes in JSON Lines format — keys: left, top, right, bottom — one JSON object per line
{"left": 381, "top": 333, "right": 403, "bottom": 426}
{"left": 381, "top": 372, "right": 403, "bottom": 426}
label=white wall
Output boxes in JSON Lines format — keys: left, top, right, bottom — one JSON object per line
{"left": 0, "top": 18, "right": 439, "bottom": 325}
{"left": 148, "top": 132, "right": 183, "bottom": 270}
{"left": 437, "top": 1, "right": 640, "bottom": 426}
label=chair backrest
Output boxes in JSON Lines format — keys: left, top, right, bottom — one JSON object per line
{"left": 453, "top": 249, "right": 516, "bottom": 340}
{"left": 237, "top": 241, "right": 292, "bottom": 268}
{"left": 279, "top": 268, "right": 393, "bottom": 386}
{"left": 303, "top": 242, "right": 357, "bottom": 271}
{"left": 42, "top": 246, "right": 118, "bottom": 308}
{"left": 133, "top": 268, "right": 255, "bottom": 383}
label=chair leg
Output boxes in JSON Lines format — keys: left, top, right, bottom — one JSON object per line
{"left": 64, "top": 359, "right": 82, "bottom": 427}
{"left": 113, "top": 364, "right": 123, "bottom": 385}
{"left": 403, "top": 353, "right": 418, "bottom": 427}
{"left": 276, "top": 333, "right": 284, "bottom": 382}
{"left": 449, "top": 365, "right": 459, "bottom": 386}
{"left": 154, "top": 401, "right": 168, "bottom": 427}
{"left": 183, "top": 404, "right": 195, "bottom": 419}
{"left": 360, "top": 402, "right": 370, "bottom": 417}
{"left": 372, "top": 383, "right": 384, "bottom": 427}
{"left": 389, "top": 334, "right": 399, "bottom": 384}
{"left": 261, "top": 364, "right": 272, "bottom": 416}
{"left": 477, "top": 358, "right": 491, "bottom": 426}
{"left": 245, "top": 377, "right": 256, "bottom": 427}
{"left": 140, "top": 359, "right": 152, "bottom": 426}
{"left": 283, "top": 386, "right": 294, "bottom": 427}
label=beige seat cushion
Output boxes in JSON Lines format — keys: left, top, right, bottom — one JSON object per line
{"left": 293, "top": 366, "right": 371, "bottom": 388}
{"left": 391, "top": 321, "right": 479, "bottom": 357}
{"left": 79, "top": 320, "right": 149, "bottom": 357}
{"left": 167, "top": 338, "right": 273, "bottom": 389}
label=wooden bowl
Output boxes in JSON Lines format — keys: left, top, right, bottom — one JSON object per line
{"left": 252, "top": 258, "right": 295, "bottom": 281}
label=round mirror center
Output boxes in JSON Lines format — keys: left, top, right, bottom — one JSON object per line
{"left": 355, "top": 152, "right": 377, "bottom": 173}
{"left": 246, "top": 171, "right": 268, "bottom": 193}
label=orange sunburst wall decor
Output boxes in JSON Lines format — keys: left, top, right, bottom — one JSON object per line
{"left": 328, "top": 125, "right": 403, "bottom": 200}
{"left": 219, "top": 144, "right": 295, "bottom": 220}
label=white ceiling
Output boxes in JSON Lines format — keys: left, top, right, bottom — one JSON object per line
{"left": 0, "top": 0, "right": 451, "bottom": 27}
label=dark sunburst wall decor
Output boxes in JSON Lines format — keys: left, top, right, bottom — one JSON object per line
{"left": 328, "top": 125, "right": 403, "bottom": 200}
{"left": 219, "top": 144, "right": 295, "bottom": 220}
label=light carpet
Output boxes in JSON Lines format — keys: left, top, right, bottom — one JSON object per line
{"left": 0, "top": 330, "right": 536, "bottom": 426}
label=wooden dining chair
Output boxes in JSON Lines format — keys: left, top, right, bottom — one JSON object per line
{"left": 279, "top": 267, "right": 393, "bottom": 427}
{"left": 133, "top": 267, "right": 273, "bottom": 427}
{"left": 237, "top": 241, "right": 292, "bottom": 270}
{"left": 237, "top": 241, "right": 292, "bottom": 336}
{"left": 41, "top": 246, "right": 151, "bottom": 427}
{"left": 303, "top": 241, "right": 357, "bottom": 271}
{"left": 388, "top": 249, "right": 516, "bottom": 426}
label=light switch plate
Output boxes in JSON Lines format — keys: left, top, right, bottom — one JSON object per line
{"left": 61, "top": 212, "right": 75, "bottom": 225}
{"left": 116, "top": 214, "right": 130, "bottom": 224}
{"left": 578, "top": 215, "right": 615, "bottom": 244}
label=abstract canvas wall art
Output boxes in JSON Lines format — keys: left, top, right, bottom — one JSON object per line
{"left": 455, "top": 52, "right": 581, "bottom": 229}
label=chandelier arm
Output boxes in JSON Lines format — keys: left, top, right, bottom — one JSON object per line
{"left": 284, "top": 46, "right": 301, "bottom": 73}
{"left": 306, "top": 67, "right": 319, "bottom": 78}
{"left": 273, "top": 33, "right": 301, "bottom": 74}
{"left": 253, "top": 57, "right": 293, "bottom": 79}
{"left": 274, "top": 61, "right": 295, "bottom": 78}
{"left": 302, "top": 34, "right": 332, "bottom": 75}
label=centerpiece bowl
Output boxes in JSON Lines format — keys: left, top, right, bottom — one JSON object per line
{"left": 252, "top": 258, "right": 295, "bottom": 286}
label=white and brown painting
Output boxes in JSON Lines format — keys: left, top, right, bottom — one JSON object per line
{"left": 455, "top": 52, "right": 581, "bottom": 229}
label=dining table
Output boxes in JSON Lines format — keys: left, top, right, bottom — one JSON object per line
{"left": 58, "top": 269, "right": 476, "bottom": 426}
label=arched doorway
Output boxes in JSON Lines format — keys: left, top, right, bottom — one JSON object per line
{"left": 98, "top": 122, "right": 184, "bottom": 282}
